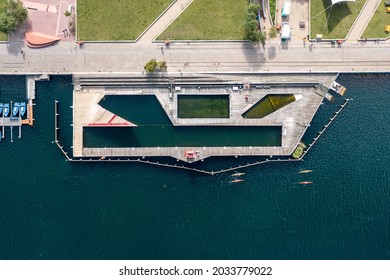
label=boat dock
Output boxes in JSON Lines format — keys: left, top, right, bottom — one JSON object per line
{"left": 0, "top": 76, "right": 40, "bottom": 141}
{"left": 72, "top": 73, "right": 334, "bottom": 162}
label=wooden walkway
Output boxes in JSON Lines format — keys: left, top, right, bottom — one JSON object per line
{"left": 72, "top": 74, "right": 331, "bottom": 162}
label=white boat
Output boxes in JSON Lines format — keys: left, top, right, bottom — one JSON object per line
{"left": 12, "top": 102, "right": 19, "bottom": 117}
{"left": 299, "top": 170, "right": 313, "bottom": 174}
{"left": 3, "top": 103, "right": 10, "bottom": 117}
{"left": 19, "top": 102, "right": 26, "bottom": 117}
{"left": 231, "top": 172, "right": 245, "bottom": 177}
{"left": 230, "top": 179, "right": 244, "bottom": 183}
{"left": 298, "top": 181, "right": 313, "bottom": 185}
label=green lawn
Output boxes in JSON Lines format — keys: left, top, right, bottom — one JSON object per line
{"left": 362, "top": 0, "right": 390, "bottom": 38}
{"left": 178, "top": 95, "right": 229, "bottom": 118}
{"left": 77, "top": 0, "right": 173, "bottom": 41}
{"left": 158, "top": 0, "right": 248, "bottom": 40}
{"left": 269, "top": 0, "right": 276, "bottom": 25}
{"left": 0, "top": 0, "right": 7, "bottom": 41}
{"left": 243, "top": 94, "right": 296, "bottom": 118}
{"left": 311, "top": 0, "right": 366, "bottom": 39}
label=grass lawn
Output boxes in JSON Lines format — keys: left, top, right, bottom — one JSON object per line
{"left": 158, "top": 0, "right": 248, "bottom": 40}
{"left": 243, "top": 94, "right": 295, "bottom": 118}
{"left": 77, "top": 0, "right": 173, "bottom": 41}
{"left": 362, "top": 0, "right": 390, "bottom": 38}
{"left": 178, "top": 95, "right": 229, "bottom": 118}
{"left": 310, "top": 0, "right": 366, "bottom": 39}
{"left": 0, "top": 0, "right": 7, "bottom": 41}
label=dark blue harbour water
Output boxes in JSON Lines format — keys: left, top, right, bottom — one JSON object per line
{"left": 0, "top": 74, "right": 389, "bottom": 259}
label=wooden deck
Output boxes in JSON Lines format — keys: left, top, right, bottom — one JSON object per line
{"left": 73, "top": 89, "right": 137, "bottom": 157}
{"left": 72, "top": 74, "right": 332, "bottom": 162}
{"left": 21, "top": 100, "right": 34, "bottom": 126}
{"left": 83, "top": 146, "right": 291, "bottom": 162}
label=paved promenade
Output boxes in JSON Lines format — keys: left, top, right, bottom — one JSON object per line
{"left": 1, "top": 39, "right": 390, "bottom": 74}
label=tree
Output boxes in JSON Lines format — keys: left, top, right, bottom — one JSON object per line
{"left": 259, "top": 31, "right": 267, "bottom": 45}
{"left": 144, "top": 59, "right": 167, "bottom": 72}
{"left": 243, "top": 4, "right": 261, "bottom": 43}
{"left": 0, "top": 0, "right": 28, "bottom": 34}
{"left": 144, "top": 59, "right": 158, "bottom": 72}
{"left": 268, "top": 27, "right": 277, "bottom": 39}
{"left": 158, "top": 61, "right": 167, "bottom": 71}
{"left": 244, "top": 19, "right": 260, "bottom": 42}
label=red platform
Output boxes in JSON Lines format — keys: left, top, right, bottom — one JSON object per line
{"left": 25, "top": 32, "right": 61, "bottom": 48}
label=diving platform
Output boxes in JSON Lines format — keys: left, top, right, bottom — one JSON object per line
{"left": 72, "top": 90, "right": 136, "bottom": 157}
{"left": 72, "top": 73, "right": 334, "bottom": 162}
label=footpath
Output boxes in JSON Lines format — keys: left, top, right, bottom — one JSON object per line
{"left": 346, "top": 0, "right": 382, "bottom": 41}
{"left": 137, "top": 0, "right": 193, "bottom": 41}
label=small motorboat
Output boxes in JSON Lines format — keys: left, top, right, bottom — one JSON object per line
{"left": 12, "top": 102, "right": 19, "bottom": 117}
{"left": 298, "top": 181, "right": 313, "bottom": 185}
{"left": 299, "top": 170, "right": 313, "bottom": 174}
{"left": 230, "top": 179, "right": 244, "bottom": 183}
{"left": 3, "top": 103, "right": 10, "bottom": 117}
{"left": 231, "top": 172, "right": 245, "bottom": 177}
{"left": 19, "top": 102, "right": 26, "bottom": 117}
{"left": 0, "top": 103, "right": 3, "bottom": 116}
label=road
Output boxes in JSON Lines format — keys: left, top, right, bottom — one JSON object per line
{"left": 1, "top": 39, "right": 389, "bottom": 75}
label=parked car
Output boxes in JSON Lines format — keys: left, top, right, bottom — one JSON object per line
{"left": 385, "top": 0, "right": 390, "bottom": 7}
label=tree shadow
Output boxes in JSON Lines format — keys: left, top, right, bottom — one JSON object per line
{"left": 6, "top": 19, "right": 32, "bottom": 55}
{"left": 241, "top": 42, "right": 266, "bottom": 66}
{"left": 268, "top": 46, "right": 276, "bottom": 60}
{"left": 321, "top": 0, "right": 353, "bottom": 33}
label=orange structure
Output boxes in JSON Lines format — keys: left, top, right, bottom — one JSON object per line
{"left": 25, "top": 32, "right": 61, "bottom": 48}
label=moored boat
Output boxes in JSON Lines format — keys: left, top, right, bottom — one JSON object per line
{"left": 19, "top": 102, "right": 26, "bottom": 117}
{"left": 231, "top": 172, "right": 245, "bottom": 177}
{"left": 12, "top": 102, "right": 20, "bottom": 117}
{"left": 298, "top": 181, "right": 313, "bottom": 185}
{"left": 230, "top": 179, "right": 244, "bottom": 183}
{"left": 3, "top": 103, "right": 10, "bottom": 117}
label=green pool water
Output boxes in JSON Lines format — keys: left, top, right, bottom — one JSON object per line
{"left": 243, "top": 94, "right": 296, "bottom": 118}
{"left": 177, "top": 95, "right": 229, "bottom": 118}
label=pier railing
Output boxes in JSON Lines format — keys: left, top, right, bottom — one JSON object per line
{"left": 54, "top": 97, "right": 350, "bottom": 175}
{"left": 54, "top": 100, "right": 71, "bottom": 161}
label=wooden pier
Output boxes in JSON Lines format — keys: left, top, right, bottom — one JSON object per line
{"left": 56, "top": 96, "right": 351, "bottom": 174}
{"left": 71, "top": 74, "right": 333, "bottom": 162}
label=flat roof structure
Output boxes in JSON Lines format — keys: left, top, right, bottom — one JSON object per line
{"left": 72, "top": 73, "right": 334, "bottom": 162}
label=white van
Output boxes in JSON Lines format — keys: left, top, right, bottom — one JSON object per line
{"left": 281, "top": 22, "right": 290, "bottom": 41}
{"left": 282, "top": 2, "right": 291, "bottom": 17}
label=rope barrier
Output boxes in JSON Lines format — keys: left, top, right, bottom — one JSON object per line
{"left": 54, "top": 97, "right": 350, "bottom": 175}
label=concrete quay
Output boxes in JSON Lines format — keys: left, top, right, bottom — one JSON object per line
{"left": 72, "top": 73, "right": 329, "bottom": 162}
